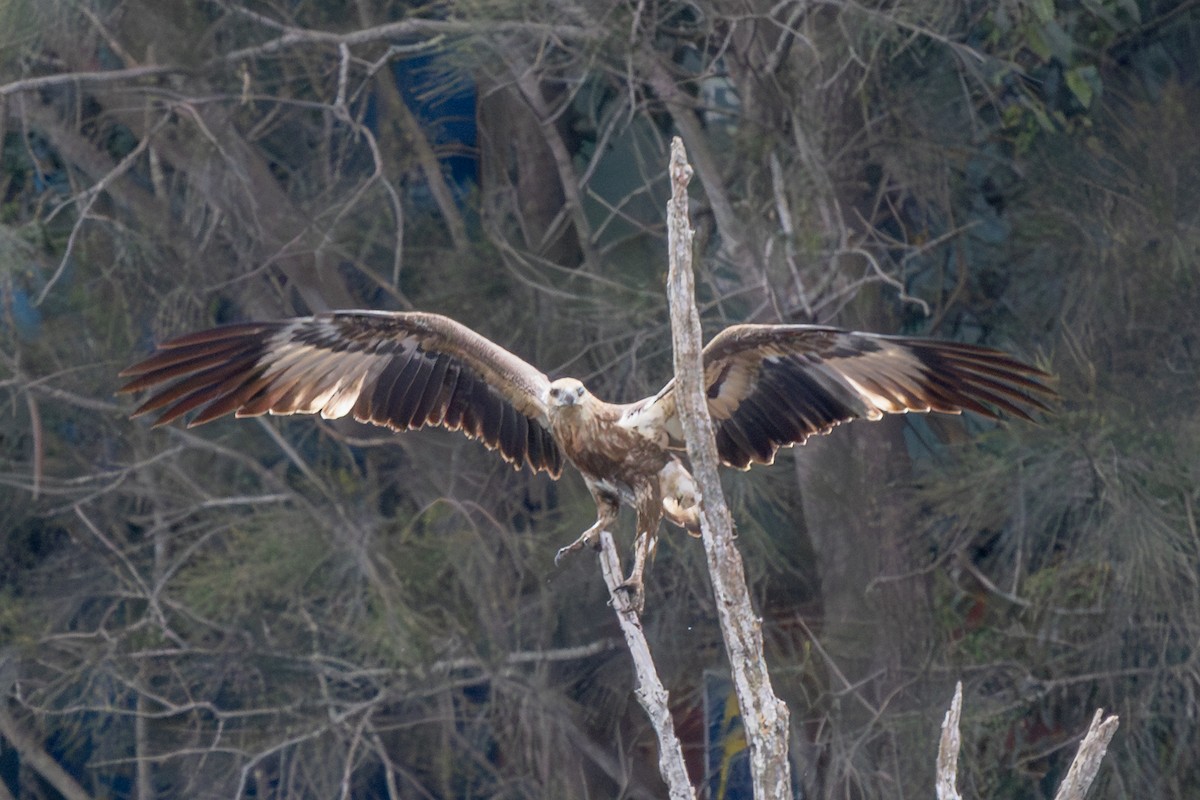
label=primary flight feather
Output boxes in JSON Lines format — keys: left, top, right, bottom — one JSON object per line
{"left": 121, "top": 310, "right": 1056, "bottom": 609}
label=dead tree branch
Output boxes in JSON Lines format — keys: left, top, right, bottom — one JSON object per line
{"left": 1054, "top": 709, "right": 1120, "bottom": 800}
{"left": 936, "top": 684, "right": 1119, "bottom": 800}
{"left": 0, "top": 66, "right": 182, "bottom": 98}
{"left": 936, "top": 682, "right": 963, "bottom": 800}
{"left": 0, "top": 704, "right": 96, "bottom": 800}
{"left": 597, "top": 532, "right": 697, "bottom": 800}
{"left": 663, "top": 136, "right": 793, "bottom": 798}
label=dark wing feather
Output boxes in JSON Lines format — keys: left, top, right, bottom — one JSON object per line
{"left": 651, "top": 324, "right": 1057, "bottom": 470}
{"left": 119, "top": 311, "right": 564, "bottom": 476}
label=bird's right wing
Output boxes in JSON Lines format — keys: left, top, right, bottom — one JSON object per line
{"left": 119, "top": 311, "right": 564, "bottom": 476}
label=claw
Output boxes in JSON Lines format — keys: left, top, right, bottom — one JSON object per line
{"left": 612, "top": 530, "right": 655, "bottom": 614}
{"left": 554, "top": 525, "right": 602, "bottom": 566}
{"left": 553, "top": 543, "right": 577, "bottom": 566}
{"left": 614, "top": 577, "right": 645, "bottom": 614}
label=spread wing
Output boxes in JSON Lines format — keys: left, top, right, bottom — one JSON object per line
{"left": 119, "top": 311, "right": 564, "bottom": 476}
{"left": 647, "top": 324, "right": 1056, "bottom": 470}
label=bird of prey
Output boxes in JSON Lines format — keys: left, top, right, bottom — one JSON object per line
{"left": 120, "top": 311, "right": 1055, "bottom": 609}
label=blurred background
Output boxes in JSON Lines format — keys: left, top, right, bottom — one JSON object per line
{"left": 0, "top": 1, "right": 1197, "bottom": 797}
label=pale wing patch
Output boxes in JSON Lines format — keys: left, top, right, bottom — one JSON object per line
{"left": 704, "top": 359, "right": 759, "bottom": 420}
{"left": 318, "top": 371, "right": 372, "bottom": 418}
{"left": 264, "top": 348, "right": 354, "bottom": 414}
{"left": 835, "top": 366, "right": 917, "bottom": 415}
{"left": 256, "top": 337, "right": 327, "bottom": 380}
{"left": 830, "top": 372, "right": 890, "bottom": 418}
{"left": 821, "top": 342, "right": 967, "bottom": 415}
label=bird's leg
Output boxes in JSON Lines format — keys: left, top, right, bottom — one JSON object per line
{"left": 554, "top": 524, "right": 602, "bottom": 565}
{"left": 613, "top": 489, "right": 663, "bottom": 614}
{"left": 554, "top": 488, "right": 619, "bottom": 565}
{"left": 615, "top": 529, "right": 657, "bottom": 614}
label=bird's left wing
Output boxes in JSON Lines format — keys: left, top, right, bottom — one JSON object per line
{"left": 119, "top": 311, "right": 564, "bottom": 476}
{"left": 643, "top": 324, "right": 1057, "bottom": 470}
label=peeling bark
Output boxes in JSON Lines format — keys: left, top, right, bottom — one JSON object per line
{"left": 664, "top": 136, "right": 793, "bottom": 799}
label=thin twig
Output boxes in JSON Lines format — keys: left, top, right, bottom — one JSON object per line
{"left": 35, "top": 114, "right": 172, "bottom": 306}
{"left": 24, "top": 391, "right": 42, "bottom": 500}
{"left": 216, "top": 18, "right": 598, "bottom": 65}
{"left": 0, "top": 66, "right": 181, "bottom": 98}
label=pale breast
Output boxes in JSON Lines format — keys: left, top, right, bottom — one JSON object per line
{"left": 552, "top": 403, "right": 670, "bottom": 491}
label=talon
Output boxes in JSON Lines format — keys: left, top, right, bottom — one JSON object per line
{"left": 554, "top": 526, "right": 601, "bottom": 566}
{"left": 614, "top": 578, "right": 646, "bottom": 614}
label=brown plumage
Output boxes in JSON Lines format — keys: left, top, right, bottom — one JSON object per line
{"left": 120, "top": 311, "right": 1057, "bottom": 610}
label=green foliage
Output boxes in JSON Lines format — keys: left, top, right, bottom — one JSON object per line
{"left": 980, "top": 0, "right": 1140, "bottom": 151}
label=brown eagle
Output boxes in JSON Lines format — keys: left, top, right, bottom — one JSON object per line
{"left": 120, "top": 311, "right": 1055, "bottom": 607}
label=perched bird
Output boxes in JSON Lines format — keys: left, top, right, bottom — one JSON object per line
{"left": 120, "top": 311, "right": 1055, "bottom": 610}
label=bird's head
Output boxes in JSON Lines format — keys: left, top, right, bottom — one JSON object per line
{"left": 547, "top": 377, "right": 589, "bottom": 411}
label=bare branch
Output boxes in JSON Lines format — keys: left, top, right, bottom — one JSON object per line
{"left": 215, "top": 18, "right": 598, "bottom": 65}
{"left": 36, "top": 113, "right": 172, "bottom": 306}
{"left": 935, "top": 686, "right": 1117, "bottom": 800}
{"left": 641, "top": 54, "right": 754, "bottom": 280}
{"left": 936, "top": 682, "right": 963, "bottom": 800}
{"left": 371, "top": 55, "right": 468, "bottom": 253}
{"left": 664, "top": 136, "right": 792, "bottom": 798}
{"left": 506, "top": 55, "right": 598, "bottom": 270}
{"left": 1054, "top": 710, "right": 1120, "bottom": 800}
{"left": 0, "top": 705, "right": 97, "bottom": 800}
{"left": 597, "top": 531, "right": 696, "bottom": 800}
{"left": 0, "top": 66, "right": 182, "bottom": 98}
{"left": 23, "top": 390, "right": 42, "bottom": 500}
